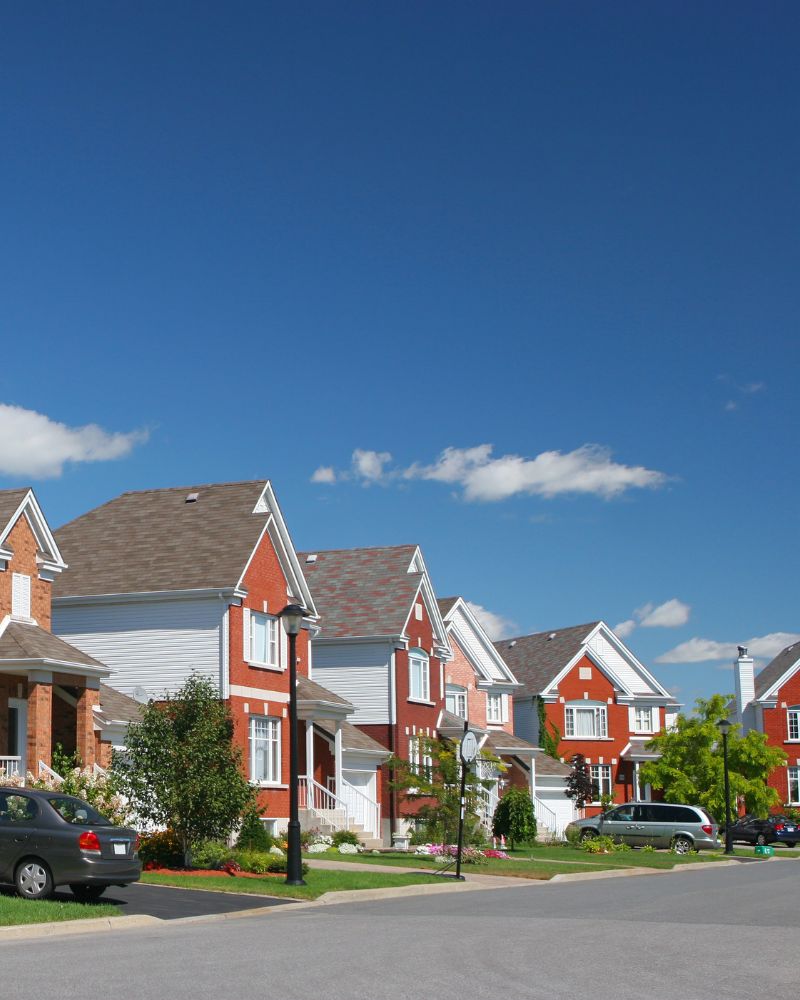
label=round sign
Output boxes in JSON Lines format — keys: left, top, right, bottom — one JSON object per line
{"left": 460, "top": 730, "right": 479, "bottom": 763}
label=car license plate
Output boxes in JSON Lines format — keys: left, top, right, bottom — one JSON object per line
{"left": 113, "top": 842, "right": 127, "bottom": 856}
{"left": 785, "top": 826, "right": 796, "bottom": 832}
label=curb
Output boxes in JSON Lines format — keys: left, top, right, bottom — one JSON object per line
{"left": 549, "top": 857, "right": 756, "bottom": 883}
{"left": 0, "top": 914, "right": 161, "bottom": 944}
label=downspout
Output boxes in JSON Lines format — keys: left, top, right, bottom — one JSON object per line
{"left": 389, "top": 649, "right": 397, "bottom": 840}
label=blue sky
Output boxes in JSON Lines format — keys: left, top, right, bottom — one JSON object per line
{"left": 1, "top": 3, "right": 797, "bottom": 711}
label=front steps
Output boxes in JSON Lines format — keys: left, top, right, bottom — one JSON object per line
{"left": 300, "top": 809, "right": 384, "bottom": 849}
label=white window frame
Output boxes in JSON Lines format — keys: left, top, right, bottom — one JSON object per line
{"left": 249, "top": 716, "right": 281, "bottom": 785}
{"left": 589, "top": 764, "right": 613, "bottom": 803}
{"left": 564, "top": 703, "right": 608, "bottom": 739}
{"left": 788, "top": 708, "right": 800, "bottom": 742}
{"left": 250, "top": 612, "right": 280, "bottom": 669}
{"left": 634, "top": 706, "right": 653, "bottom": 733}
{"left": 11, "top": 573, "right": 31, "bottom": 619}
{"left": 487, "top": 692, "right": 503, "bottom": 724}
{"left": 409, "top": 650, "right": 430, "bottom": 702}
{"left": 788, "top": 767, "right": 800, "bottom": 806}
{"left": 445, "top": 685, "right": 468, "bottom": 720}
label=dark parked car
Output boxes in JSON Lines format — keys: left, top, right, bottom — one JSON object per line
{"left": 724, "top": 814, "right": 798, "bottom": 848}
{"left": 0, "top": 787, "right": 140, "bottom": 900}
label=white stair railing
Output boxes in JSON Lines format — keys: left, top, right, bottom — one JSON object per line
{"left": 340, "top": 777, "right": 381, "bottom": 840}
{"left": 534, "top": 795, "right": 567, "bottom": 838}
{"left": 299, "top": 776, "right": 348, "bottom": 832}
{"left": 38, "top": 761, "right": 64, "bottom": 783}
{"left": 0, "top": 757, "right": 21, "bottom": 780}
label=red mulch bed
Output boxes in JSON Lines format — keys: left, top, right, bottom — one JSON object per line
{"left": 145, "top": 867, "right": 285, "bottom": 880}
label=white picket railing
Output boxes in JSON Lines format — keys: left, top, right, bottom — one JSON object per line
{"left": 340, "top": 777, "right": 381, "bottom": 840}
{"left": 299, "top": 776, "right": 349, "bottom": 832}
{"left": 0, "top": 756, "right": 21, "bottom": 778}
{"left": 534, "top": 795, "right": 569, "bottom": 839}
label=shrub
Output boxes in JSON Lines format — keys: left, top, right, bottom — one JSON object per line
{"left": 269, "top": 845, "right": 284, "bottom": 856}
{"left": 564, "top": 824, "right": 582, "bottom": 847}
{"left": 192, "top": 840, "right": 236, "bottom": 869}
{"left": 492, "top": 787, "right": 537, "bottom": 848}
{"left": 307, "top": 842, "right": 330, "bottom": 854}
{"left": 338, "top": 842, "right": 360, "bottom": 854}
{"left": 581, "top": 834, "right": 617, "bottom": 854}
{"left": 640, "top": 844, "right": 656, "bottom": 854}
{"left": 332, "top": 829, "right": 360, "bottom": 847}
{"left": 265, "top": 856, "right": 309, "bottom": 876}
{"left": 138, "top": 829, "right": 184, "bottom": 869}
{"left": 233, "top": 850, "right": 272, "bottom": 874}
{"left": 236, "top": 809, "right": 273, "bottom": 852}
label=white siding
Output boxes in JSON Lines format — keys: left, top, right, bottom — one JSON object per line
{"left": 450, "top": 607, "right": 505, "bottom": 681}
{"left": 513, "top": 697, "right": 539, "bottom": 746}
{"left": 311, "top": 641, "right": 392, "bottom": 725}
{"left": 587, "top": 633, "right": 656, "bottom": 695}
{"left": 53, "top": 598, "right": 225, "bottom": 698}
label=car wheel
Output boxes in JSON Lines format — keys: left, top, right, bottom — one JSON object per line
{"left": 15, "top": 859, "right": 53, "bottom": 900}
{"left": 784, "top": 842, "right": 796, "bottom": 849}
{"left": 671, "top": 836, "right": 693, "bottom": 855}
{"left": 580, "top": 829, "right": 597, "bottom": 841}
{"left": 70, "top": 884, "right": 107, "bottom": 902}
{"left": 756, "top": 833, "right": 767, "bottom": 846}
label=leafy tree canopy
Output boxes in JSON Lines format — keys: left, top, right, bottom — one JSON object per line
{"left": 640, "top": 694, "right": 787, "bottom": 819}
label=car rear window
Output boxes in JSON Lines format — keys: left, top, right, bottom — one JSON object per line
{"left": 46, "top": 796, "right": 113, "bottom": 826}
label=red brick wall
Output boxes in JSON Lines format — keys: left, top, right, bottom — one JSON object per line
{"left": 763, "top": 671, "right": 800, "bottom": 806}
{"left": 0, "top": 517, "right": 52, "bottom": 628}
{"left": 444, "top": 636, "right": 487, "bottom": 728}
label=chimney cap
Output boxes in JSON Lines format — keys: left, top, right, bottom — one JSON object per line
{"left": 737, "top": 645, "right": 748, "bottom": 658}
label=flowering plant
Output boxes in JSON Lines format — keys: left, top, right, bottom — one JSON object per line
{"left": 307, "top": 842, "right": 330, "bottom": 854}
{"left": 338, "top": 842, "right": 360, "bottom": 855}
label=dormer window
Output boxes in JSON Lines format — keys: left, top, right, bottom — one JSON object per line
{"left": 11, "top": 574, "right": 31, "bottom": 618}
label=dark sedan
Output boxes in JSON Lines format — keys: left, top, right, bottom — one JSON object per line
{"left": 0, "top": 787, "right": 141, "bottom": 900}
{"left": 725, "top": 813, "right": 798, "bottom": 848}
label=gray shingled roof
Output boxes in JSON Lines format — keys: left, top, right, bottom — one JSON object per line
{"left": 53, "top": 481, "right": 273, "bottom": 597}
{"left": 0, "top": 489, "right": 31, "bottom": 535}
{"left": 437, "top": 597, "right": 458, "bottom": 617}
{"left": 298, "top": 545, "right": 420, "bottom": 638}
{"left": 755, "top": 641, "right": 800, "bottom": 699}
{"left": 0, "top": 621, "right": 106, "bottom": 670}
{"left": 535, "top": 754, "right": 571, "bottom": 777}
{"left": 97, "top": 684, "right": 144, "bottom": 725}
{"left": 316, "top": 721, "right": 389, "bottom": 755}
{"left": 494, "top": 622, "right": 600, "bottom": 695}
{"left": 484, "top": 730, "right": 538, "bottom": 755}
{"left": 297, "top": 675, "right": 353, "bottom": 709}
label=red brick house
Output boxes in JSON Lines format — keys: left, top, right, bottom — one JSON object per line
{"left": 299, "top": 545, "right": 452, "bottom": 844}
{"left": 52, "top": 480, "right": 385, "bottom": 840}
{"left": 0, "top": 488, "right": 115, "bottom": 779}
{"left": 497, "top": 621, "right": 680, "bottom": 817}
{"left": 732, "top": 642, "right": 800, "bottom": 808}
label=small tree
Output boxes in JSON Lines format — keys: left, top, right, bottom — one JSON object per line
{"left": 115, "top": 675, "right": 254, "bottom": 864}
{"left": 492, "top": 787, "right": 537, "bottom": 848}
{"left": 537, "top": 696, "right": 561, "bottom": 760}
{"left": 566, "top": 753, "right": 594, "bottom": 809}
{"left": 641, "top": 694, "right": 787, "bottom": 819}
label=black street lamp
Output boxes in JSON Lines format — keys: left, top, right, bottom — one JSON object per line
{"left": 716, "top": 717, "right": 734, "bottom": 855}
{"left": 280, "top": 603, "right": 307, "bottom": 886}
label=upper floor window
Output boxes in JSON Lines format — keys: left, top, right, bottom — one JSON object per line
{"left": 634, "top": 707, "right": 654, "bottom": 733}
{"left": 409, "top": 650, "right": 430, "bottom": 702}
{"left": 11, "top": 574, "right": 31, "bottom": 619}
{"left": 250, "top": 612, "right": 279, "bottom": 668}
{"left": 788, "top": 708, "right": 800, "bottom": 741}
{"left": 487, "top": 693, "right": 503, "bottom": 724}
{"left": 564, "top": 703, "right": 608, "bottom": 739}
{"left": 249, "top": 716, "right": 281, "bottom": 784}
{"left": 445, "top": 685, "right": 468, "bottom": 719}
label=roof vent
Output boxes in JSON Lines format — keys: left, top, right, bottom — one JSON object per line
{"left": 305, "top": 554, "right": 318, "bottom": 563}
{"left": 548, "top": 632, "right": 557, "bottom": 640}
{"left": 508, "top": 640, "right": 516, "bottom": 648}
{"left": 185, "top": 492, "right": 199, "bottom": 503}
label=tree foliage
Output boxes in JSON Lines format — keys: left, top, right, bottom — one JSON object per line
{"left": 388, "top": 736, "right": 502, "bottom": 847}
{"left": 492, "top": 786, "right": 537, "bottom": 848}
{"left": 566, "top": 753, "right": 594, "bottom": 808}
{"left": 537, "top": 696, "right": 561, "bottom": 760}
{"left": 640, "top": 694, "right": 787, "bottom": 819}
{"left": 114, "top": 676, "right": 254, "bottom": 863}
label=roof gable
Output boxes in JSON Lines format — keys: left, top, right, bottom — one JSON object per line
{"left": 755, "top": 641, "right": 800, "bottom": 701}
{"left": 438, "top": 597, "right": 518, "bottom": 685}
{"left": 0, "top": 488, "right": 66, "bottom": 577}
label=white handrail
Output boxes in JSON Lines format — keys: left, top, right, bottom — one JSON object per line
{"left": 340, "top": 777, "right": 381, "bottom": 840}
{"left": 534, "top": 794, "right": 568, "bottom": 838}
{"left": 38, "top": 761, "right": 64, "bottom": 783}
{"left": 0, "top": 756, "right": 21, "bottom": 778}
{"left": 299, "top": 776, "right": 348, "bottom": 832}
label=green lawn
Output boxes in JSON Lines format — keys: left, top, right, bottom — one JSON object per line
{"left": 307, "top": 845, "right": 734, "bottom": 879}
{"left": 0, "top": 892, "right": 120, "bottom": 927}
{"left": 141, "top": 868, "right": 445, "bottom": 900}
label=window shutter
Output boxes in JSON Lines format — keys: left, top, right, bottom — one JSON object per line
{"left": 651, "top": 706, "right": 659, "bottom": 732}
{"left": 280, "top": 624, "right": 288, "bottom": 670}
{"left": 628, "top": 707, "right": 637, "bottom": 731}
{"left": 243, "top": 608, "right": 251, "bottom": 662}
{"left": 501, "top": 694, "right": 509, "bottom": 723}
{"left": 11, "top": 574, "right": 31, "bottom": 618}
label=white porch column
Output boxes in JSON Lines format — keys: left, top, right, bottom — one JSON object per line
{"left": 334, "top": 722, "right": 343, "bottom": 797}
{"left": 529, "top": 755, "right": 537, "bottom": 800}
{"left": 633, "top": 761, "right": 640, "bottom": 799}
{"left": 305, "top": 722, "right": 315, "bottom": 782}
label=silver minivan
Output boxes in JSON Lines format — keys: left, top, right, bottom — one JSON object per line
{"left": 568, "top": 802, "right": 721, "bottom": 854}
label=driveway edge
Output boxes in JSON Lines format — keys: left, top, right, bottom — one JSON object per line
{"left": 0, "top": 914, "right": 162, "bottom": 943}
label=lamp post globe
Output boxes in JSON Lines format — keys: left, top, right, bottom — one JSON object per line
{"left": 280, "top": 603, "right": 308, "bottom": 885}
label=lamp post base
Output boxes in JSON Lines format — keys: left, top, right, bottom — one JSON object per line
{"left": 285, "top": 819, "right": 306, "bottom": 886}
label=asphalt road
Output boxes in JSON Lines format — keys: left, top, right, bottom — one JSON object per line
{"left": 2, "top": 861, "right": 797, "bottom": 1000}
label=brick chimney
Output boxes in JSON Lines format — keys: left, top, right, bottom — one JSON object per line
{"left": 734, "top": 645, "right": 755, "bottom": 732}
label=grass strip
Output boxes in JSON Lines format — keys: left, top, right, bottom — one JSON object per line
{"left": 0, "top": 893, "right": 119, "bottom": 927}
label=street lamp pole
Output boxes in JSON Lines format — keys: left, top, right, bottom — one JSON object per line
{"left": 280, "top": 603, "right": 308, "bottom": 886}
{"left": 717, "top": 717, "right": 734, "bottom": 856}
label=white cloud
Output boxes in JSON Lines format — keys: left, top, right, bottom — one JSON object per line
{"left": 0, "top": 403, "right": 148, "bottom": 479}
{"left": 310, "top": 466, "right": 336, "bottom": 484}
{"left": 637, "top": 599, "right": 691, "bottom": 628}
{"left": 465, "top": 601, "right": 517, "bottom": 641}
{"left": 313, "top": 443, "right": 669, "bottom": 503}
{"left": 724, "top": 400, "right": 738, "bottom": 412}
{"left": 614, "top": 619, "right": 637, "bottom": 639}
{"left": 656, "top": 631, "right": 800, "bottom": 664}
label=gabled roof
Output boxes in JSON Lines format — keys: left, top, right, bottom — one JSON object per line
{"left": 755, "top": 641, "right": 800, "bottom": 700}
{"left": 299, "top": 545, "right": 450, "bottom": 655}
{"left": 297, "top": 675, "right": 353, "bottom": 710}
{"left": 317, "top": 720, "right": 390, "bottom": 756}
{"left": 0, "top": 619, "right": 108, "bottom": 676}
{"left": 97, "top": 684, "right": 144, "bottom": 726}
{"left": 0, "top": 488, "right": 67, "bottom": 576}
{"left": 52, "top": 481, "right": 316, "bottom": 615}
{"left": 495, "top": 621, "right": 671, "bottom": 699}
{"left": 437, "top": 596, "right": 519, "bottom": 686}
{"left": 495, "top": 622, "right": 600, "bottom": 694}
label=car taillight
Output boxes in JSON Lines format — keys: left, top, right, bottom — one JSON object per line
{"left": 775, "top": 823, "right": 784, "bottom": 831}
{"left": 701, "top": 824, "right": 713, "bottom": 835}
{"left": 78, "top": 830, "right": 101, "bottom": 853}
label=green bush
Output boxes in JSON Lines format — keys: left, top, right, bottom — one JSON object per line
{"left": 233, "top": 850, "right": 272, "bottom": 874}
{"left": 331, "top": 829, "right": 360, "bottom": 847}
{"left": 640, "top": 844, "right": 656, "bottom": 853}
{"left": 492, "top": 787, "right": 537, "bottom": 848}
{"left": 236, "top": 809, "right": 274, "bottom": 852}
{"left": 192, "top": 840, "right": 236, "bottom": 869}
{"left": 581, "top": 834, "right": 631, "bottom": 854}
{"left": 564, "top": 824, "right": 582, "bottom": 847}
{"left": 138, "top": 829, "right": 184, "bottom": 868}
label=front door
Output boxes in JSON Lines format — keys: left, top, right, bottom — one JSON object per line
{"left": 7, "top": 698, "right": 27, "bottom": 777}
